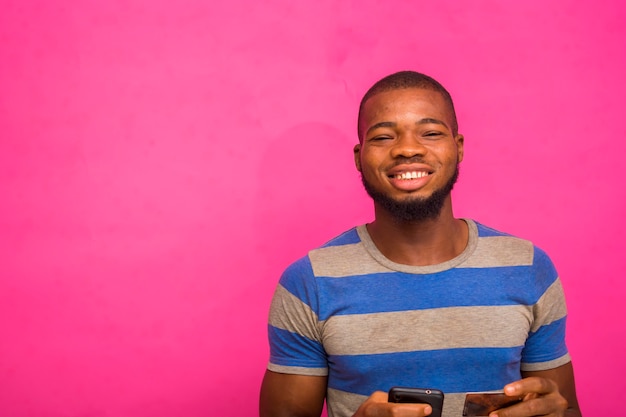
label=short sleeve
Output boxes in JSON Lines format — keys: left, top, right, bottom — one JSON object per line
{"left": 267, "top": 256, "right": 328, "bottom": 375}
{"left": 520, "top": 248, "right": 571, "bottom": 371}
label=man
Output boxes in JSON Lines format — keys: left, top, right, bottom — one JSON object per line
{"left": 260, "top": 71, "right": 581, "bottom": 417}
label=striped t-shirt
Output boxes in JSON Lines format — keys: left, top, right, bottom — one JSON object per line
{"left": 267, "top": 219, "right": 570, "bottom": 417}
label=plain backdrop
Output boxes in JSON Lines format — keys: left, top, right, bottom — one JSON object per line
{"left": 1, "top": 1, "right": 625, "bottom": 416}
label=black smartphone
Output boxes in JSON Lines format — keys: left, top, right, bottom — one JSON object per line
{"left": 388, "top": 386, "right": 444, "bottom": 417}
{"left": 463, "top": 392, "right": 523, "bottom": 416}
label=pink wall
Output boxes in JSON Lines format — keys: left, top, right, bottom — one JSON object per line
{"left": 1, "top": 1, "right": 624, "bottom": 416}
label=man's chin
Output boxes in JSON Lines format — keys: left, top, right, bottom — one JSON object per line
{"left": 391, "top": 192, "right": 433, "bottom": 205}
{"left": 361, "top": 164, "right": 459, "bottom": 222}
{"left": 362, "top": 180, "right": 456, "bottom": 222}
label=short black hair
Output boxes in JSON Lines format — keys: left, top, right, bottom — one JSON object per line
{"left": 357, "top": 71, "right": 458, "bottom": 141}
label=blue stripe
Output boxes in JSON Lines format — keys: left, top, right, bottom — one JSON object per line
{"left": 531, "top": 246, "right": 558, "bottom": 287}
{"left": 278, "top": 226, "right": 558, "bottom": 322}
{"left": 278, "top": 257, "right": 321, "bottom": 315}
{"left": 316, "top": 266, "right": 552, "bottom": 320}
{"left": 268, "top": 326, "right": 327, "bottom": 368}
{"left": 328, "top": 347, "right": 523, "bottom": 395}
{"left": 522, "top": 317, "right": 568, "bottom": 363}
{"left": 475, "top": 222, "right": 512, "bottom": 238}
{"left": 320, "top": 227, "right": 360, "bottom": 247}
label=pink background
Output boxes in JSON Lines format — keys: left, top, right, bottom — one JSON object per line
{"left": 1, "top": 1, "right": 624, "bottom": 416}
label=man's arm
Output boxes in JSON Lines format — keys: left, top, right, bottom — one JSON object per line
{"left": 494, "top": 362, "right": 581, "bottom": 417}
{"left": 259, "top": 370, "right": 327, "bottom": 417}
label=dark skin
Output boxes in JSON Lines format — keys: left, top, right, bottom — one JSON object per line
{"left": 260, "top": 87, "right": 582, "bottom": 417}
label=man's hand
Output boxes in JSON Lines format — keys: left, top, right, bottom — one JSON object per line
{"left": 352, "top": 391, "right": 433, "bottom": 417}
{"left": 489, "top": 377, "right": 569, "bottom": 417}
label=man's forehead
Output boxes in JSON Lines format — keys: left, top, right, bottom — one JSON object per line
{"left": 365, "top": 87, "right": 446, "bottom": 105}
{"left": 362, "top": 87, "right": 450, "bottom": 118}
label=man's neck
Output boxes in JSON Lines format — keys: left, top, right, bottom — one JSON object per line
{"left": 366, "top": 202, "right": 469, "bottom": 267}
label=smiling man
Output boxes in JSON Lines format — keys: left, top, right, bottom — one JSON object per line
{"left": 260, "top": 71, "right": 582, "bottom": 417}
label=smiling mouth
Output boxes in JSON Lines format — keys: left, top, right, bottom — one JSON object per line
{"left": 392, "top": 171, "right": 431, "bottom": 180}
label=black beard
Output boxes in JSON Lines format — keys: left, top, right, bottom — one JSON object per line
{"left": 361, "top": 165, "right": 459, "bottom": 222}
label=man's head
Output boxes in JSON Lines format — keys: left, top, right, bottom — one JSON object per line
{"left": 354, "top": 71, "right": 463, "bottom": 222}
{"left": 357, "top": 71, "right": 458, "bottom": 143}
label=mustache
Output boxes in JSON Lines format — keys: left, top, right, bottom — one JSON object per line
{"left": 388, "top": 156, "right": 429, "bottom": 167}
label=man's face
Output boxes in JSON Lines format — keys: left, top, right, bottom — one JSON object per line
{"left": 354, "top": 87, "right": 464, "bottom": 221}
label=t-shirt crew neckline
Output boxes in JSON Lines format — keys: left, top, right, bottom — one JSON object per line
{"left": 355, "top": 218, "right": 479, "bottom": 274}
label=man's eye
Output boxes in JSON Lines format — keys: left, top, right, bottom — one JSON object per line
{"left": 370, "top": 136, "right": 392, "bottom": 141}
{"left": 424, "top": 132, "right": 443, "bottom": 138}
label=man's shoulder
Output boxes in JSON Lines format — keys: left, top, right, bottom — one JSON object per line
{"left": 469, "top": 219, "right": 554, "bottom": 267}
{"left": 278, "top": 226, "right": 365, "bottom": 287}
{"left": 282, "top": 226, "right": 363, "bottom": 270}
{"left": 473, "top": 220, "right": 518, "bottom": 239}
{"left": 472, "top": 220, "right": 535, "bottom": 246}
{"left": 317, "top": 226, "right": 362, "bottom": 249}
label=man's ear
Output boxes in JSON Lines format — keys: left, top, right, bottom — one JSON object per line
{"left": 353, "top": 144, "right": 362, "bottom": 172}
{"left": 456, "top": 134, "right": 464, "bottom": 163}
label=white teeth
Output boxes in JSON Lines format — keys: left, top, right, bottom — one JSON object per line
{"left": 396, "top": 171, "right": 428, "bottom": 180}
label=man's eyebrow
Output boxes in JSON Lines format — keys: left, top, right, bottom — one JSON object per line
{"left": 417, "top": 118, "right": 449, "bottom": 128}
{"left": 366, "top": 118, "right": 449, "bottom": 135}
{"left": 366, "top": 121, "right": 396, "bottom": 135}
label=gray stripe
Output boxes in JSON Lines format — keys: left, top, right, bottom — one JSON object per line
{"left": 442, "top": 392, "right": 468, "bottom": 417}
{"left": 268, "top": 284, "right": 321, "bottom": 342}
{"left": 521, "top": 355, "right": 571, "bottom": 372}
{"left": 461, "top": 236, "right": 534, "bottom": 268}
{"left": 309, "top": 242, "right": 391, "bottom": 278}
{"left": 267, "top": 363, "right": 328, "bottom": 376}
{"left": 321, "top": 305, "right": 532, "bottom": 355}
{"left": 310, "top": 220, "right": 480, "bottom": 278}
{"left": 530, "top": 279, "right": 567, "bottom": 332}
{"left": 309, "top": 220, "right": 535, "bottom": 278}
{"left": 327, "top": 388, "right": 367, "bottom": 417}
{"left": 355, "top": 220, "right": 480, "bottom": 274}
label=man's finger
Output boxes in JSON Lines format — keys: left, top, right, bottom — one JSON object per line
{"left": 504, "top": 376, "right": 558, "bottom": 396}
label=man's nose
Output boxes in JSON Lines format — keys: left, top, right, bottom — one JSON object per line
{"left": 390, "top": 133, "right": 427, "bottom": 159}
